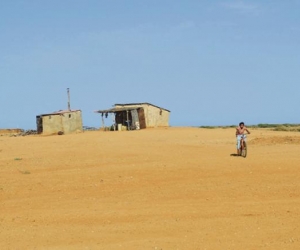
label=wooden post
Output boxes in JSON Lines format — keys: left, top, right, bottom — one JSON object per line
{"left": 126, "top": 110, "right": 129, "bottom": 130}
{"left": 101, "top": 113, "right": 105, "bottom": 131}
{"left": 112, "top": 113, "right": 116, "bottom": 131}
{"left": 67, "top": 88, "right": 71, "bottom": 111}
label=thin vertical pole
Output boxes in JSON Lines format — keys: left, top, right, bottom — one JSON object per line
{"left": 67, "top": 88, "right": 71, "bottom": 111}
{"left": 112, "top": 113, "right": 116, "bottom": 131}
{"left": 101, "top": 113, "right": 105, "bottom": 131}
{"left": 126, "top": 110, "right": 129, "bottom": 130}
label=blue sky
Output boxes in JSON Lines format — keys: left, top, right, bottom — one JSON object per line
{"left": 0, "top": 0, "right": 299, "bottom": 128}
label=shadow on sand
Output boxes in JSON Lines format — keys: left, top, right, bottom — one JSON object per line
{"left": 230, "top": 153, "right": 240, "bottom": 157}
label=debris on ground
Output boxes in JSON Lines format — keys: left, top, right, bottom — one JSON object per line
{"left": 83, "top": 126, "right": 99, "bottom": 131}
{"left": 8, "top": 130, "right": 38, "bottom": 137}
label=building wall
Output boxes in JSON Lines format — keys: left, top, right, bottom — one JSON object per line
{"left": 115, "top": 104, "right": 170, "bottom": 128}
{"left": 61, "top": 111, "right": 83, "bottom": 134}
{"left": 143, "top": 104, "right": 169, "bottom": 127}
{"left": 42, "top": 114, "right": 63, "bottom": 134}
{"left": 41, "top": 111, "right": 83, "bottom": 135}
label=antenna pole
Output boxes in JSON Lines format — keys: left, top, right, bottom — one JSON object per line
{"left": 67, "top": 88, "right": 71, "bottom": 111}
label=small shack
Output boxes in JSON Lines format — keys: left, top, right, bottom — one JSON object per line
{"left": 95, "top": 103, "right": 170, "bottom": 130}
{"left": 36, "top": 110, "right": 83, "bottom": 135}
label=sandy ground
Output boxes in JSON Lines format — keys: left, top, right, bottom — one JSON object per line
{"left": 1, "top": 127, "right": 300, "bottom": 250}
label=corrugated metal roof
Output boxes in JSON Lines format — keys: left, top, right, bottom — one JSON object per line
{"left": 94, "top": 107, "right": 141, "bottom": 114}
{"left": 38, "top": 110, "right": 81, "bottom": 117}
{"left": 114, "top": 103, "right": 170, "bottom": 112}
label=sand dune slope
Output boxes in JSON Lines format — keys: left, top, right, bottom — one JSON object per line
{"left": 1, "top": 128, "right": 300, "bottom": 249}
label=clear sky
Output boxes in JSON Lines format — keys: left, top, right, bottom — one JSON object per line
{"left": 1, "top": 0, "right": 299, "bottom": 129}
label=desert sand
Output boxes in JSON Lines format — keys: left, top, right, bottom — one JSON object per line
{"left": 1, "top": 127, "right": 300, "bottom": 250}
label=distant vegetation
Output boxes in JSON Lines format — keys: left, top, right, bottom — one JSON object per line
{"left": 199, "top": 125, "right": 238, "bottom": 129}
{"left": 255, "top": 123, "right": 300, "bottom": 128}
{"left": 198, "top": 126, "right": 217, "bottom": 129}
{"left": 199, "top": 124, "right": 300, "bottom": 132}
{"left": 254, "top": 124, "right": 300, "bottom": 132}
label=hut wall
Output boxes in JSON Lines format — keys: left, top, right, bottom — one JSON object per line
{"left": 61, "top": 111, "right": 83, "bottom": 134}
{"left": 143, "top": 105, "right": 169, "bottom": 127}
{"left": 40, "top": 111, "right": 83, "bottom": 135}
{"left": 42, "top": 115, "right": 63, "bottom": 134}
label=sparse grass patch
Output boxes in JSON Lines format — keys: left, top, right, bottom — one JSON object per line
{"left": 18, "top": 169, "right": 31, "bottom": 174}
{"left": 273, "top": 126, "right": 300, "bottom": 132}
{"left": 273, "top": 126, "right": 289, "bottom": 131}
{"left": 14, "top": 158, "right": 22, "bottom": 161}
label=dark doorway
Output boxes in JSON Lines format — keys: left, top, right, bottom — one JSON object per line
{"left": 36, "top": 116, "right": 43, "bottom": 134}
{"left": 114, "top": 108, "right": 146, "bottom": 130}
{"left": 115, "top": 111, "right": 132, "bottom": 128}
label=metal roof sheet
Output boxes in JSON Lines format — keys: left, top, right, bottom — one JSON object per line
{"left": 94, "top": 107, "right": 141, "bottom": 114}
{"left": 38, "top": 110, "right": 81, "bottom": 116}
{"left": 114, "top": 103, "right": 170, "bottom": 112}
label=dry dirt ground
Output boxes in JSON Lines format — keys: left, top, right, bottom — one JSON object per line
{"left": 1, "top": 127, "right": 300, "bottom": 250}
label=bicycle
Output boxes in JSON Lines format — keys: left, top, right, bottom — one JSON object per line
{"left": 238, "top": 134, "right": 248, "bottom": 158}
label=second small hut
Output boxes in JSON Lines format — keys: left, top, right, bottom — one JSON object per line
{"left": 95, "top": 103, "right": 170, "bottom": 131}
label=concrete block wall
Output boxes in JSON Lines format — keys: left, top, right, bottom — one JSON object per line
{"left": 41, "top": 111, "right": 83, "bottom": 135}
